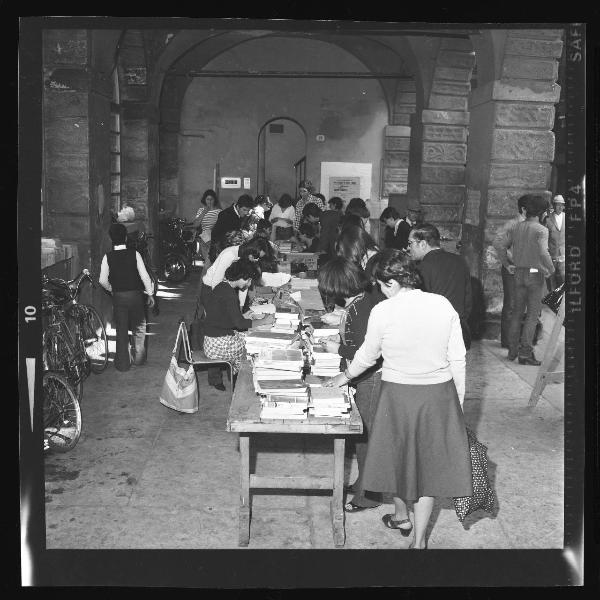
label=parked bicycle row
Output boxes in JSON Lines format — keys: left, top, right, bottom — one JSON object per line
{"left": 42, "top": 269, "right": 108, "bottom": 453}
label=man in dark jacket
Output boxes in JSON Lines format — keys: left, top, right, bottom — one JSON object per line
{"left": 379, "top": 206, "right": 404, "bottom": 250}
{"left": 210, "top": 194, "right": 255, "bottom": 255}
{"left": 408, "top": 223, "right": 473, "bottom": 349}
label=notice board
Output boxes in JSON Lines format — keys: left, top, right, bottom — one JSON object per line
{"left": 320, "top": 162, "right": 372, "bottom": 206}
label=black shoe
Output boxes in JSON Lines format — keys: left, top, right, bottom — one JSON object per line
{"left": 211, "top": 382, "right": 226, "bottom": 391}
{"left": 507, "top": 351, "right": 517, "bottom": 361}
{"left": 518, "top": 355, "right": 541, "bottom": 366}
{"left": 501, "top": 343, "right": 509, "bottom": 349}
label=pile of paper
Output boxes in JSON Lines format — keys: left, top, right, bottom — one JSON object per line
{"left": 260, "top": 395, "right": 309, "bottom": 420}
{"left": 304, "top": 374, "right": 329, "bottom": 388}
{"left": 245, "top": 330, "right": 297, "bottom": 355}
{"left": 256, "top": 347, "right": 304, "bottom": 370}
{"left": 309, "top": 387, "right": 350, "bottom": 417}
{"left": 311, "top": 346, "right": 341, "bottom": 377}
{"left": 309, "top": 326, "right": 339, "bottom": 342}
{"left": 277, "top": 241, "right": 293, "bottom": 254}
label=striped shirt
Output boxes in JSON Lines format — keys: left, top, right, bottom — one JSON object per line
{"left": 294, "top": 194, "right": 325, "bottom": 230}
{"left": 196, "top": 208, "right": 221, "bottom": 242}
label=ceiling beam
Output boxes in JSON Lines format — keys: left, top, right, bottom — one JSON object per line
{"left": 176, "top": 70, "right": 414, "bottom": 79}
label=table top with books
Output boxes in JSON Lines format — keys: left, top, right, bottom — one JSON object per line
{"left": 227, "top": 360, "right": 362, "bottom": 434}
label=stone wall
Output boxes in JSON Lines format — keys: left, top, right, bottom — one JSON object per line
{"left": 465, "top": 29, "right": 562, "bottom": 337}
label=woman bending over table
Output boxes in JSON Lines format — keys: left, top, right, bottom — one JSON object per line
{"left": 317, "top": 257, "right": 384, "bottom": 512}
{"left": 325, "top": 249, "right": 472, "bottom": 549}
{"left": 202, "top": 260, "right": 265, "bottom": 388}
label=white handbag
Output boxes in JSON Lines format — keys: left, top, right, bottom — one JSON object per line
{"left": 159, "top": 321, "right": 199, "bottom": 413}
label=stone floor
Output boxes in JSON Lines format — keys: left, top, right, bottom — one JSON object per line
{"left": 44, "top": 269, "right": 565, "bottom": 552}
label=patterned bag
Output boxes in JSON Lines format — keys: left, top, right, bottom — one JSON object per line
{"left": 453, "top": 427, "right": 496, "bottom": 522}
{"left": 541, "top": 282, "right": 565, "bottom": 315}
{"left": 159, "top": 321, "right": 198, "bottom": 413}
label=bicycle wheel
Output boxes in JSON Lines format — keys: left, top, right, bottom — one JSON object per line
{"left": 79, "top": 304, "right": 109, "bottom": 373}
{"left": 43, "top": 371, "right": 82, "bottom": 453}
{"left": 43, "top": 329, "right": 84, "bottom": 402}
{"left": 163, "top": 254, "right": 188, "bottom": 283}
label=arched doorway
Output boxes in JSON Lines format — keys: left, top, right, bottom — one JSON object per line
{"left": 257, "top": 117, "right": 307, "bottom": 202}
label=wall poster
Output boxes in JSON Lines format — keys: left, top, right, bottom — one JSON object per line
{"left": 320, "top": 162, "right": 372, "bottom": 210}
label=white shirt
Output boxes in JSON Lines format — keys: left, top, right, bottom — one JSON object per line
{"left": 98, "top": 245, "right": 154, "bottom": 296}
{"left": 270, "top": 204, "right": 295, "bottom": 227}
{"left": 347, "top": 289, "right": 466, "bottom": 405}
{"left": 202, "top": 244, "right": 247, "bottom": 308}
{"left": 554, "top": 212, "right": 564, "bottom": 231}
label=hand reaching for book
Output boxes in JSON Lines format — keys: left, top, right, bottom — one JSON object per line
{"left": 324, "top": 372, "right": 350, "bottom": 388}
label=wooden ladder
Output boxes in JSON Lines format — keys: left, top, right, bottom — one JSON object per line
{"left": 528, "top": 300, "right": 565, "bottom": 408}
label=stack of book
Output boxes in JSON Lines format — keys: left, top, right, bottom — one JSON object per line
{"left": 277, "top": 241, "right": 293, "bottom": 254}
{"left": 309, "top": 326, "right": 340, "bottom": 343}
{"left": 308, "top": 387, "right": 351, "bottom": 418}
{"left": 245, "top": 330, "right": 297, "bottom": 355}
{"left": 304, "top": 374, "right": 329, "bottom": 388}
{"left": 252, "top": 348, "right": 306, "bottom": 396}
{"left": 260, "top": 394, "right": 309, "bottom": 420}
{"left": 311, "top": 346, "right": 342, "bottom": 377}
{"left": 272, "top": 311, "right": 301, "bottom": 333}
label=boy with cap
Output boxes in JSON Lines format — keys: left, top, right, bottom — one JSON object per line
{"left": 99, "top": 223, "right": 156, "bottom": 371}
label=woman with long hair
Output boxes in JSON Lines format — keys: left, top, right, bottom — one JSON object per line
{"left": 317, "top": 257, "right": 384, "bottom": 512}
{"left": 344, "top": 197, "right": 371, "bottom": 233}
{"left": 325, "top": 250, "right": 472, "bottom": 549}
{"left": 335, "top": 225, "right": 379, "bottom": 270}
{"left": 270, "top": 193, "right": 296, "bottom": 240}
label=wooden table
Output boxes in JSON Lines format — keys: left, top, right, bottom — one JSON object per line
{"left": 226, "top": 361, "right": 363, "bottom": 547}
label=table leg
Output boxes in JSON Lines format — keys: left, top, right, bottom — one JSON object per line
{"left": 239, "top": 434, "right": 251, "bottom": 547}
{"left": 330, "top": 436, "right": 346, "bottom": 547}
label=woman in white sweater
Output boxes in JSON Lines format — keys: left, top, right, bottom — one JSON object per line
{"left": 325, "top": 249, "right": 472, "bottom": 549}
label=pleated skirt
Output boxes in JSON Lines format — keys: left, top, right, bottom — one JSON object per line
{"left": 362, "top": 379, "right": 473, "bottom": 502}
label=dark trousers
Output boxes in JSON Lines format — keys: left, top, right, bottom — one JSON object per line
{"left": 197, "top": 282, "right": 226, "bottom": 386}
{"left": 500, "top": 266, "right": 516, "bottom": 347}
{"left": 508, "top": 269, "right": 545, "bottom": 358}
{"left": 350, "top": 372, "right": 383, "bottom": 507}
{"left": 113, "top": 290, "right": 147, "bottom": 371}
{"left": 547, "top": 259, "right": 565, "bottom": 291}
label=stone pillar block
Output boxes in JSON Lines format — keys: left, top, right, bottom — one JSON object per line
{"left": 43, "top": 30, "right": 88, "bottom": 65}
{"left": 420, "top": 204, "right": 461, "bottom": 222}
{"left": 420, "top": 184, "right": 465, "bottom": 205}
{"left": 494, "top": 103, "right": 555, "bottom": 129}
{"left": 423, "top": 124, "right": 468, "bottom": 143}
{"left": 489, "top": 162, "right": 551, "bottom": 188}
{"left": 384, "top": 151, "right": 410, "bottom": 166}
{"left": 437, "top": 51, "right": 476, "bottom": 69}
{"left": 421, "top": 110, "right": 470, "bottom": 125}
{"left": 422, "top": 142, "right": 467, "bottom": 164}
{"left": 429, "top": 94, "right": 468, "bottom": 111}
{"left": 384, "top": 137, "right": 411, "bottom": 151}
{"left": 383, "top": 181, "right": 408, "bottom": 196}
{"left": 421, "top": 165, "right": 465, "bottom": 185}
{"left": 502, "top": 56, "right": 559, "bottom": 80}
{"left": 383, "top": 167, "right": 408, "bottom": 181}
{"left": 431, "top": 80, "right": 471, "bottom": 96}
{"left": 491, "top": 129, "right": 555, "bottom": 161}
{"left": 505, "top": 37, "right": 563, "bottom": 58}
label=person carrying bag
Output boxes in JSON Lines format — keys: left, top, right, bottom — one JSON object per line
{"left": 159, "top": 320, "right": 199, "bottom": 413}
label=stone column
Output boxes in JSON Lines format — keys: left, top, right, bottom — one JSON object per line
{"left": 465, "top": 30, "right": 562, "bottom": 337}
{"left": 43, "top": 30, "right": 93, "bottom": 268}
{"left": 418, "top": 39, "right": 475, "bottom": 245}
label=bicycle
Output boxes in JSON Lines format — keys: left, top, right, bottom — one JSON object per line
{"left": 43, "top": 371, "right": 82, "bottom": 453}
{"left": 42, "top": 269, "right": 109, "bottom": 400}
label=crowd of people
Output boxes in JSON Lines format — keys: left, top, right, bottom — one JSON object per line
{"left": 99, "top": 178, "right": 563, "bottom": 549}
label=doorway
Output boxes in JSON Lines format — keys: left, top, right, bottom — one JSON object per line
{"left": 257, "top": 118, "right": 306, "bottom": 203}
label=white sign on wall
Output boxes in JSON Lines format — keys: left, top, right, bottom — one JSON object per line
{"left": 320, "top": 162, "right": 372, "bottom": 207}
{"left": 221, "top": 177, "right": 241, "bottom": 189}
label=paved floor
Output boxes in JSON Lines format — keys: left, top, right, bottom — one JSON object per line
{"left": 44, "top": 269, "right": 565, "bottom": 550}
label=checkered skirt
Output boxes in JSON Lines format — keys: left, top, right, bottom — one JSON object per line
{"left": 203, "top": 331, "right": 245, "bottom": 374}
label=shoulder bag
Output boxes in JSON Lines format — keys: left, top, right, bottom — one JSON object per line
{"left": 159, "top": 321, "right": 199, "bottom": 413}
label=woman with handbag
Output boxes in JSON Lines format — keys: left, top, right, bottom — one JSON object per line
{"left": 325, "top": 249, "right": 472, "bottom": 549}
{"left": 202, "top": 259, "right": 265, "bottom": 387}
